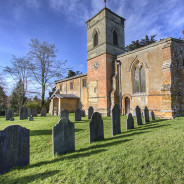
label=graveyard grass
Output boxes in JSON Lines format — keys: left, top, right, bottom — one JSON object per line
{"left": 0, "top": 114, "right": 184, "bottom": 183}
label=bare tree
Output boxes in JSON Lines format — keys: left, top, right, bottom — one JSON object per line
{"left": 28, "top": 38, "right": 67, "bottom": 107}
{"left": 3, "top": 56, "right": 30, "bottom": 96}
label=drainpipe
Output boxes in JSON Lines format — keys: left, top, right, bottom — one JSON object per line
{"left": 117, "top": 60, "right": 122, "bottom": 113}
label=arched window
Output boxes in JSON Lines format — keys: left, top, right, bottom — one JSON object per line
{"left": 113, "top": 30, "right": 118, "bottom": 45}
{"left": 133, "top": 62, "right": 146, "bottom": 93}
{"left": 93, "top": 31, "right": 98, "bottom": 47}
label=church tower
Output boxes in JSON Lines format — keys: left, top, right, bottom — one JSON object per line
{"left": 86, "top": 7, "right": 125, "bottom": 116}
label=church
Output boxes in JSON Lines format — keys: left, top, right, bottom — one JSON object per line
{"left": 49, "top": 7, "right": 184, "bottom": 119}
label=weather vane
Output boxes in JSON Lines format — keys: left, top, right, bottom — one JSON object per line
{"left": 104, "top": 0, "right": 106, "bottom": 7}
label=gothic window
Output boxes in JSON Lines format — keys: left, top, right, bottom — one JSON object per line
{"left": 133, "top": 62, "right": 146, "bottom": 93}
{"left": 70, "top": 82, "right": 73, "bottom": 90}
{"left": 93, "top": 31, "right": 98, "bottom": 47}
{"left": 60, "top": 85, "right": 62, "bottom": 91}
{"left": 83, "top": 79, "right": 86, "bottom": 88}
{"left": 113, "top": 30, "right": 118, "bottom": 45}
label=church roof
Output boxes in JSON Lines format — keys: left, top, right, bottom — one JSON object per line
{"left": 55, "top": 73, "right": 87, "bottom": 84}
{"left": 55, "top": 94, "right": 79, "bottom": 99}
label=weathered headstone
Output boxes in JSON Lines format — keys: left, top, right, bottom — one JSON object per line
{"left": 10, "top": 117, "right": 14, "bottom": 121}
{"left": 5, "top": 109, "right": 14, "bottom": 121}
{"left": 144, "top": 106, "right": 149, "bottom": 123}
{"left": 31, "top": 108, "right": 37, "bottom": 117}
{"left": 150, "top": 111, "right": 155, "bottom": 120}
{"left": 135, "top": 106, "right": 142, "bottom": 126}
{"left": 29, "top": 116, "right": 34, "bottom": 121}
{"left": 52, "top": 118, "right": 75, "bottom": 155}
{"left": 89, "top": 112, "right": 104, "bottom": 143}
{"left": 28, "top": 109, "right": 31, "bottom": 117}
{"left": 75, "top": 109, "right": 81, "bottom": 121}
{"left": 111, "top": 104, "right": 121, "bottom": 136}
{"left": 126, "top": 113, "right": 134, "bottom": 130}
{"left": 81, "top": 110, "right": 85, "bottom": 117}
{"left": 88, "top": 106, "right": 94, "bottom": 119}
{"left": 20, "top": 107, "right": 28, "bottom": 120}
{"left": 0, "top": 125, "right": 29, "bottom": 175}
{"left": 40, "top": 108, "right": 47, "bottom": 117}
{"left": 60, "top": 110, "right": 69, "bottom": 119}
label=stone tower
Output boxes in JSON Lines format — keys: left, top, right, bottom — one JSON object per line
{"left": 86, "top": 7, "right": 125, "bottom": 116}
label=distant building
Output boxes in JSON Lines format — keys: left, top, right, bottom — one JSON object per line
{"left": 50, "top": 7, "right": 184, "bottom": 119}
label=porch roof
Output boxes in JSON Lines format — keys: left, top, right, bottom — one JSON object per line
{"left": 54, "top": 94, "right": 79, "bottom": 99}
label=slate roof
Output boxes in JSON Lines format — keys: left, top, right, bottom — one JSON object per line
{"left": 54, "top": 94, "right": 79, "bottom": 99}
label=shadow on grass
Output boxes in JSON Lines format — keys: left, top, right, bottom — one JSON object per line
{"left": 26, "top": 149, "right": 107, "bottom": 169}
{"left": 5, "top": 170, "right": 60, "bottom": 183}
{"left": 30, "top": 128, "right": 84, "bottom": 136}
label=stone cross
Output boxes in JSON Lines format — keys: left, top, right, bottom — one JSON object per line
{"left": 75, "top": 109, "right": 81, "bottom": 121}
{"left": 144, "top": 106, "right": 149, "bottom": 123}
{"left": 52, "top": 118, "right": 75, "bottom": 155}
{"left": 150, "top": 111, "right": 155, "bottom": 120}
{"left": 89, "top": 112, "right": 104, "bottom": 143}
{"left": 88, "top": 106, "right": 94, "bottom": 119}
{"left": 111, "top": 104, "right": 121, "bottom": 136}
{"left": 40, "top": 108, "right": 47, "bottom": 117}
{"left": 0, "top": 125, "right": 29, "bottom": 175}
{"left": 20, "top": 107, "right": 28, "bottom": 120}
{"left": 60, "top": 110, "right": 69, "bottom": 119}
{"left": 135, "top": 106, "right": 142, "bottom": 126}
{"left": 126, "top": 113, "right": 134, "bottom": 130}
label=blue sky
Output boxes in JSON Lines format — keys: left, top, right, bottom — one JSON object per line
{"left": 0, "top": 0, "right": 184, "bottom": 96}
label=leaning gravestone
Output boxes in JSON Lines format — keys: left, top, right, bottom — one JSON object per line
{"left": 144, "top": 106, "right": 149, "bottom": 123}
{"left": 135, "top": 106, "right": 142, "bottom": 126}
{"left": 89, "top": 112, "right": 104, "bottom": 143}
{"left": 52, "top": 118, "right": 75, "bottom": 155}
{"left": 75, "top": 109, "right": 81, "bottom": 121}
{"left": 32, "top": 108, "right": 37, "bottom": 117}
{"left": 88, "top": 106, "right": 94, "bottom": 119}
{"left": 20, "top": 107, "right": 28, "bottom": 120}
{"left": 40, "top": 108, "right": 47, "bottom": 117}
{"left": 5, "top": 109, "right": 14, "bottom": 121}
{"left": 81, "top": 110, "right": 85, "bottom": 117}
{"left": 29, "top": 116, "right": 34, "bottom": 121}
{"left": 28, "top": 109, "right": 31, "bottom": 117}
{"left": 60, "top": 110, "right": 69, "bottom": 119}
{"left": 0, "top": 125, "right": 29, "bottom": 175}
{"left": 151, "top": 111, "right": 155, "bottom": 120}
{"left": 126, "top": 113, "right": 134, "bottom": 130}
{"left": 10, "top": 118, "right": 14, "bottom": 121}
{"left": 111, "top": 104, "right": 121, "bottom": 136}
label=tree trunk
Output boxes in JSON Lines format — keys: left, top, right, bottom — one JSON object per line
{"left": 41, "top": 68, "right": 45, "bottom": 107}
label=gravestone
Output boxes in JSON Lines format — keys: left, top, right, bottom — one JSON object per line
{"left": 20, "top": 107, "right": 28, "bottom": 120}
{"left": 151, "top": 111, "right": 155, "bottom": 120}
{"left": 89, "top": 112, "right": 104, "bottom": 143}
{"left": 32, "top": 108, "right": 37, "bottom": 117}
{"left": 52, "top": 118, "right": 75, "bottom": 155}
{"left": 29, "top": 116, "right": 34, "bottom": 121}
{"left": 144, "top": 106, "right": 149, "bottom": 123}
{"left": 75, "top": 109, "right": 81, "bottom": 121}
{"left": 5, "top": 109, "right": 14, "bottom": 121}
{"left": 28, "top": 109, "right": 31, "bottom": 117}
{"left": 135, "top": 106, "right": 142, "bottom": 126}
{"left": 10, "top": 118, "right": 14, "bottom": 121}
{"left": 81, "top": 110, "right": 85, "bottom": 117}
{"left": 0, "top": 125, "right": 29, "bottom": 175}
{"left": 60, "top": 110, "right": 69, "bottom": 119}
{"left": 88, "top": 106, "right": 94, "bottom": 119}
{"left": 126, "top": 113, "right": 134, "bottom": 130}
{"left": 111, "top": 104, "right": 121, "bottom": 136}
{"left": 40, "top": 108, "right": 47, "bottom": 117}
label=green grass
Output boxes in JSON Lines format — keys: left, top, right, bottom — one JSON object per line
{"left": 0, "top": 114, "right": 184, "bottom": 183}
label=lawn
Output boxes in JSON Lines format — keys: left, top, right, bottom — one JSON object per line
{"left": 0, "top": 114, "right": 184, "bottom": 184}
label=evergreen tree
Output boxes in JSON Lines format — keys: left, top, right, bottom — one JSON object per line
{"left": 0, "top": 86, "right": 7, "bottom": 111}
{"left": 10, "top": 79, "right": 27, "bottom": 113}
